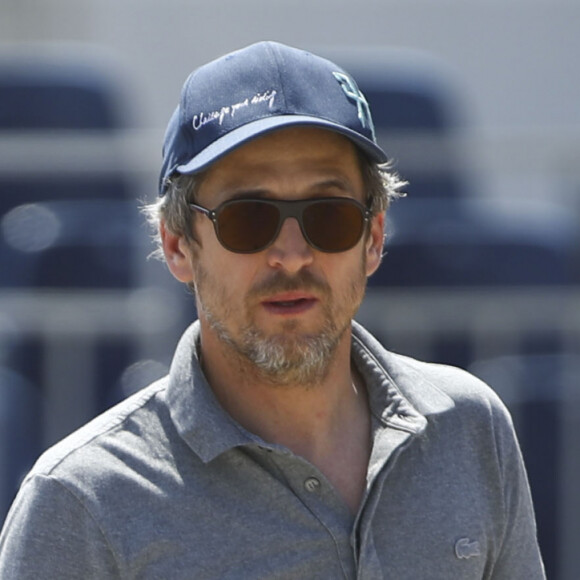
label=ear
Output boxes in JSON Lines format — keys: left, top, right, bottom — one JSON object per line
{"left": 160, "top": 220, "right": 195, "bottom": 283}
{"left": 365, "top": 212, "right": 385, "bottom": 277}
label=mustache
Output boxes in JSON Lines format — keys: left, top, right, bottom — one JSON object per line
{"left": 249, "top": 270, "right": 331, "bottom": 300}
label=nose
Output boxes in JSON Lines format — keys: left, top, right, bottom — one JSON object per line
{"left": 266, "top": 217, "right": 314, "bottom": 273}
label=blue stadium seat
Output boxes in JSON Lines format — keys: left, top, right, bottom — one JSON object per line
{"left": 0, "top": 55, "right": 128, "bottom": 130}
{"left": 0, "top": 52, "right": 135, "bottom": 286}
{"left": 371, "top": 198, "right": 580, "bottom": 287}
{"left": 1, "top": 198, "right": 142, "bottom": 423}
{"left": 30, "top": 199, "right": 138, "bottom": 289}
{"left": 1, "top": 199, "right": 139, "bottom": 288}
{"left": 0, "top": 368, "right": 41, "bottom": 524}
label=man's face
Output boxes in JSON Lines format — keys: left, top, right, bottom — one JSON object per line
{"left": 174, "top": 127, "right": 384, "bottom": 385}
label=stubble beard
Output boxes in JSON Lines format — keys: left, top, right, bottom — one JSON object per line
{"left": 206, "top": 312, "right": 342, "bottom": 387}
{"left": 192, "top": 263, "right": 367, "bottom": 388}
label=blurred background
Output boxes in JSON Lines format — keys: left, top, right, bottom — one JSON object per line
{"left": 1, "top": 0, "right": 579, "bottom": 577}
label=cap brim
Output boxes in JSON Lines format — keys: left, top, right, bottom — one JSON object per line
{"left": 175, "top": 115, "right": 388, "bottom": 175}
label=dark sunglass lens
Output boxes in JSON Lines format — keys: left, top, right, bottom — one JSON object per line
{"left": 303, "top": 200, "right": 365, "bottom": 252}
{"left": 217, "top": 201, "right": 279, "bottom": 252}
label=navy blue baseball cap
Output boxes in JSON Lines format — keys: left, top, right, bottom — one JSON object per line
{"left": 159, "top": 41, "right": 388, "bottom": 195}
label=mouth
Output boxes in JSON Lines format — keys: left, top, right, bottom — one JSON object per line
{"left": 261, "top": 292, "right": 319, "bottom": 315}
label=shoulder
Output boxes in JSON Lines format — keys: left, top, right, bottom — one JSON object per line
{"left": 384, "top": 352, "right": 522, "bottom": 468}
{"left": 393, "top": 350, "right": 514, "bottom": 433}
{"left": 27, "top": 377, "right": 172, "bottom": 486}
{"left": 1, "top": 378, "right": 175, "bottom": 571}
{"left": 397, "top": 353, "right": 504, "bottom": 406}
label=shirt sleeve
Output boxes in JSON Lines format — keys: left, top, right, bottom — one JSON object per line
{"left": 489, "top": 400, "right": 546, "bottom": 579}
{"left": 0, "top": 474, "right": 120, "bottom": 579}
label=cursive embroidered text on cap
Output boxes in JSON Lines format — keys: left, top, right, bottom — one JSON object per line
{"left": 192, "top": 90, "right": 277, "bottom": 131}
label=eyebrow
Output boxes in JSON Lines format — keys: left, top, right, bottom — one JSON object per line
{"left": 223, "top": 189, "right": 270, "bottom": 201}
{"left": 223, "top": 178, "right": 357, "bottom": 201}
{"left": 310, "top": 178, "right": 357, "bottom": 194}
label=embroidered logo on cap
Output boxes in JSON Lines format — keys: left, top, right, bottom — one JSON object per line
{"left": 455, "top": 538, "right": 481, "bottom": 560}
{"left": 333, "top": 72, "right": 376, "bottom": 140}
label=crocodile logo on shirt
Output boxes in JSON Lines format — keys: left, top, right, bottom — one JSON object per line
{"left": 455, "top": 538, "right": 481, "bottom": 560}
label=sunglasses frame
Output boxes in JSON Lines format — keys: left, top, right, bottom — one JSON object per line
{"left": 189, "top": 196, "right": 373, "bottom": 254}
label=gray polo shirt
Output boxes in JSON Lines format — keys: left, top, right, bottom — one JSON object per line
{"left": 0, "top": 321, "right": 545, "bottom": 579}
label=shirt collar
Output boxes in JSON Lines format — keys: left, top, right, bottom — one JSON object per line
{"left": 165, "top": 320, "right": 453, "bottom": 463}
{"left": 165, "top": 321, "right": 261, "bottom": 462}
{"left": 351, "top": 320, "right": 454, "bottom": 429}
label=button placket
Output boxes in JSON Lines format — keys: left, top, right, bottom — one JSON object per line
{"left": 262, "top": 452, "right": 356, "bottom": 575}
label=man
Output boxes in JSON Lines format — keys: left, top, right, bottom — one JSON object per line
{"left": 0, "top": 41, "right": 544, "bottom": 578}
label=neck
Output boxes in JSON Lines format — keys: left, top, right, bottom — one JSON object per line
{"left": 199, "top": 322, "right": 355, "bottom": 437}
{"left": 199, "top": 323, "right": 372, "bottom": 513}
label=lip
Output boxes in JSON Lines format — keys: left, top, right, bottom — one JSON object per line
{"left": 260, "top": 291, "right": 319, "bottom": 316}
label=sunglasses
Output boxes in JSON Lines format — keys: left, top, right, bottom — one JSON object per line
{"left": 189, "top": 197, "right": 372, "bottom": 254}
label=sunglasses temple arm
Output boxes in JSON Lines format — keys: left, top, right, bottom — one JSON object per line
{"left": 189, "top": 203, "right": 214, "bottom": 220}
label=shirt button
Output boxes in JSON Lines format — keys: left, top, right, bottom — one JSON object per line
{"left": 304, "top": 477, "right": 321, "bottom": 493}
